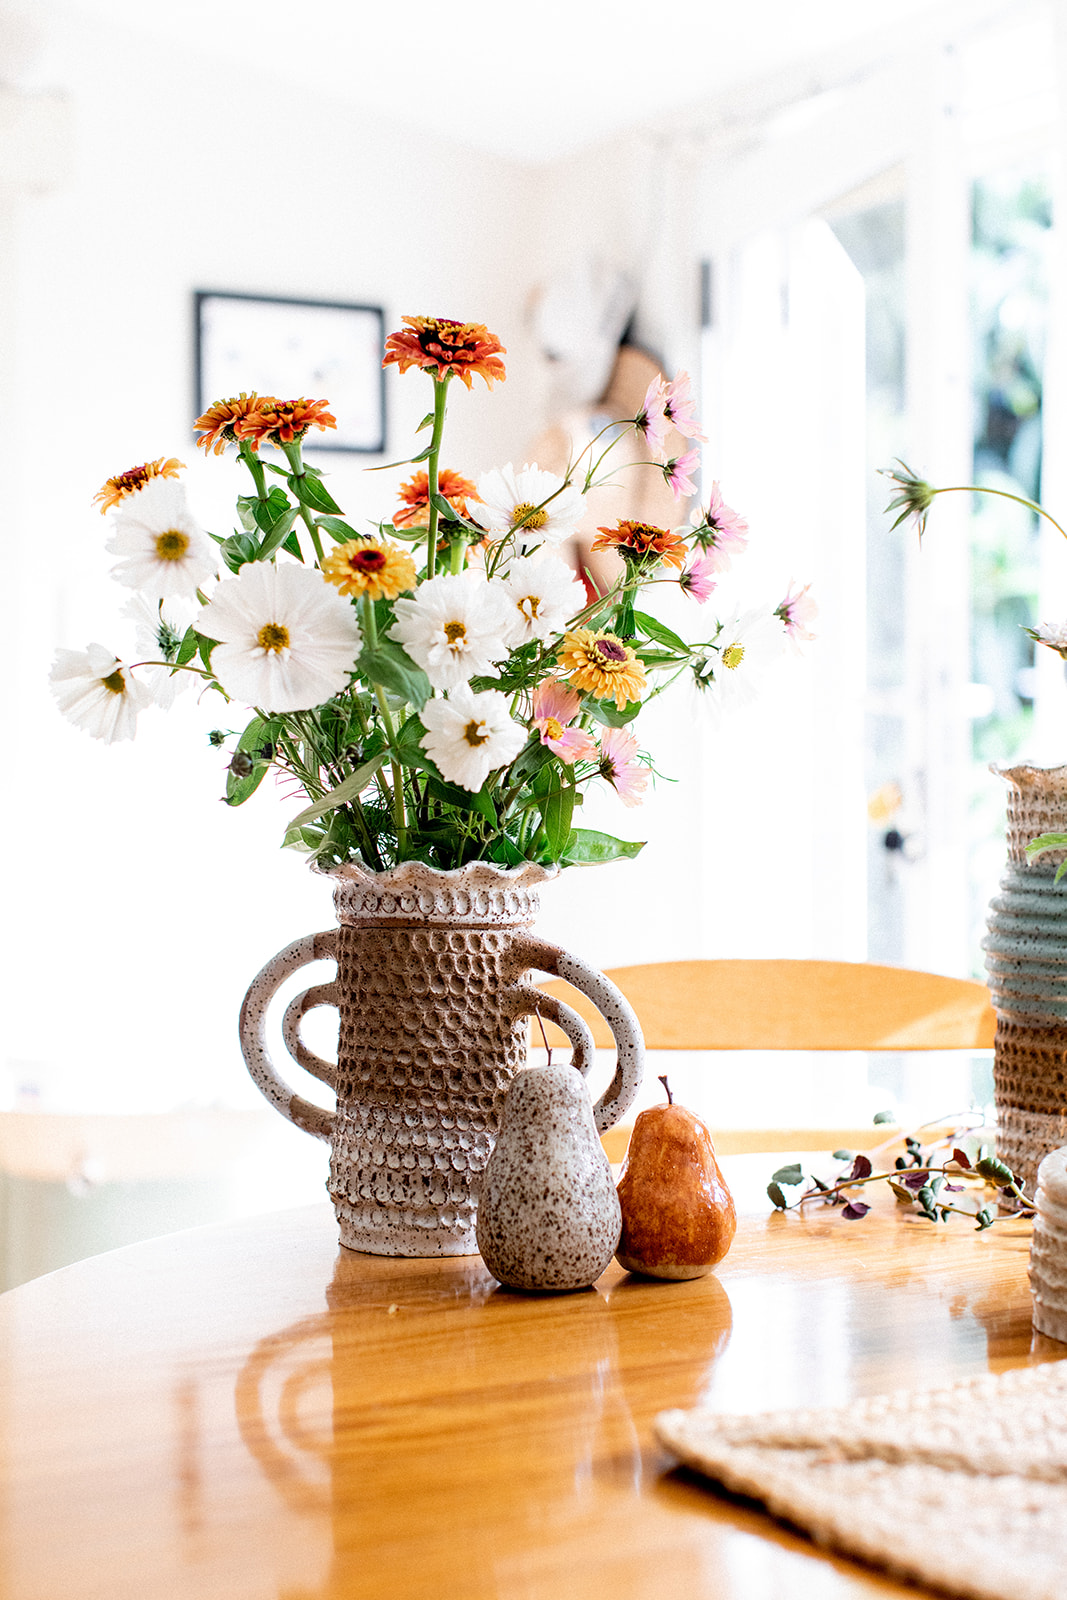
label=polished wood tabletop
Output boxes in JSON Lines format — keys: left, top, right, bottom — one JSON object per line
{"left": 0, "top": 1155, "right": 1060, "bottom": 1600}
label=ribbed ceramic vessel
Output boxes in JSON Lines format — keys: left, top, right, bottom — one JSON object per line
{"left": 239, "top": 861, "right": 644, "bottom": 1257}
{"left": 983, "top": 764, "right": 1067, "bottom": 1196}
{"left": 1029, "top": 1144, "right": 1067, "bottom": 1342}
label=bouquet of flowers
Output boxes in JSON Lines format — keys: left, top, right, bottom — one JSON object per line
{"left": 51, "top": 315, "right": 814, "bottom": 873}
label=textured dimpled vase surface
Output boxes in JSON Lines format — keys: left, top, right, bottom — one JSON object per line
{"left": 984, "top": 764, "right": 1067, "bottom": 1195}
{"left": 239, "top": 862, "right": 644, "bottom": 1257}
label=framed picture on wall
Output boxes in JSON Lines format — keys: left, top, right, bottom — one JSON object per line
{"left": 194, "top": 291, "right": 386, "bottom": 453}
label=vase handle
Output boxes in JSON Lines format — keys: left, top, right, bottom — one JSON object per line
{"left": 516, "top": 938, "right": 645, "bottom": 1135}
{"left": 238, "top": 931, "right": 339, "bottom": 1142}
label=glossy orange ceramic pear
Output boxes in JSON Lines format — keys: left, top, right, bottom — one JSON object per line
{"left": 615, "top": 1077, "right": 737, "bottom": 1279}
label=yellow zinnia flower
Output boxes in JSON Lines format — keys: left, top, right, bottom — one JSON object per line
{"left": 322, "top": 538, "right": 417, "bottom": 601}
{"left": 556, "top": 628, "right": 647, "bottom": 709}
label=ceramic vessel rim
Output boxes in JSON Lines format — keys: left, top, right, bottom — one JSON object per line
{"left": 316, "top": 859, "right": 559, "bottom": 891}
{"left": 990, "top": 761, "right": 1067, "bottom": 786}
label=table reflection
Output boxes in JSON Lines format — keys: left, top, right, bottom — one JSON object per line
{"left": 237, "top": 1247, "right": 735, "bottom": 1598}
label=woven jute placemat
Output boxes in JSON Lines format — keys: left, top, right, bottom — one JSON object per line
{"left": 656, "top": 1360, "right": 1067, "bottom": 1600}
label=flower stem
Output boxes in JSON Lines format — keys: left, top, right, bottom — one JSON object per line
{"left": 238, "top": 442, "right": 268, "bottom": 501}
{"left": 281, "top": 438, "right": 326, "bottom": 563}
{"left": 931, "top": 484, "right": 1067, "bottom": 543}
{"left": 361, "top": 597, "right": 406, "bottom": 853}
{"left": 425, "top": 377, "right": 450, "bottom": 580}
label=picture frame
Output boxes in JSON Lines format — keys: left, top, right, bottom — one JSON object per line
{"left": 194, "top": 291, "right": 386, "bottom": 454}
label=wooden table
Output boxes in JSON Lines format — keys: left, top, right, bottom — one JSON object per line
{"left": 0, "top": 1156, "right": 1060, "bottom": 1600}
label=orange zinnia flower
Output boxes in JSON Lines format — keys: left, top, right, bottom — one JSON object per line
{"left": 235, "top": 397, "right": 337, "bottom": 449}
{"left": 93, "top": 457, "right": 185, "bottom": 514}
{"left": 382, "top": 316, "right": 506, "bottom": 389}
{"left": 194, "top": 393, "right": 261, "bottom": 455}
{"left": 393, "top": 468, "right": 481, "bottom": 530}
{"left": 321, "top": 538, "right": 417, "bottom": 602}
{"left": 591, "top": 520, "right": 687, "bottom": 570}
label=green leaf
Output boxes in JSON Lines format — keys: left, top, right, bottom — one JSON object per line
{"left": 359, "top": 640, "right": 431, "bottom": 710}
{"left": 1025, "top": 830, "right": 1067, "bottom": 859}
{"left": 366, "top": 443, "right": 434, "bottom": 472}
{"left": 534, "top": 766, "right": 575, "bottom": 861}
{"left": 226, "top": 762, "right": 270, "bottom": 806}
{"left": 767, "top": 1182, "right": 788, "bottom": 1210}
{"left": 771, "top": 1163, "right": 804, "bottom": 1186}
{"left": 872, "top": 1109, "right": 896, "bottom": 1125}
{"left": 831, "top": 1149, "right": 853, "bottom": 1162}
{"left": 289, "top": 472, "right": 342, "bottom": 515}
{"left": 559, "top": 829, "right": 645, "bottom": 866}
{"left": 254, "top": 493, "right": 300, "bottom": 562}
{"left": 635, "top": 649, "right": 685, "bottom": 670}
{"left": 197, "top": 632, "right": 217, "bottom": 671}
{"left": 415, "top": 412, "right": 435, "bottom": 432}
{"left": 235, "top": 495, "right": 258, "bottom": 534}
{"left": 316, "top": 516, "right": 361, "bottom": 543}
{"left": 488, "top": 834, "right": 526, "bottom": 867}
{"left": 614, "top": 601, "right": 636, "bottom": 639}
{"left": 428, "top": 491, "right": 482, "bottom": 533}
{"left": 225, "top": 715, "right": 282, "bottom": 806}
{"left": 587, "top": 697, "right": 642, "bottom": 729}
{"left": 632, "top": 611, "right": 689, "bottom": 653}
{"left": 285, "top": 752, "right": 388, "bottom": 833}
{"left": 175, "top": 625, "right": 200, "bottom": 667}
{"left": 425, "top": 775, "right": 497, "bottom": 825}
{"left": 219, "top": 532, "right": 258, "bottom": 573}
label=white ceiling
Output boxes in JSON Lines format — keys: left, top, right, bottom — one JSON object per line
{"left": 36, "top": 0, "right": 1040, "bottom": 162}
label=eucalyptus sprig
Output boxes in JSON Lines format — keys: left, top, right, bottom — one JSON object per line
{"left": 767, "top": 1130, "right": 1035, "bottom": 1229}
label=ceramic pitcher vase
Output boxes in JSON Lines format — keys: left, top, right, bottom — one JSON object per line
{"left": 239, "top": 861, "right": 644, "bottom": 1257}
{"left": 984, "top": 763, "right": 1067, "bottom": 1194}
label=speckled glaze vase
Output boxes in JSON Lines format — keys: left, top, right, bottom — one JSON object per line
{"left": 983, "top": 764, "right": 1067, "bottom": 1194}
{"left": 239, "top": 861, "right": 644, "bottom": 1257}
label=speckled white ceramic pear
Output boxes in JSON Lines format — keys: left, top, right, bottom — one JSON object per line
{"left": 476, "top": 1066, "right": 622, "bottom": 1293}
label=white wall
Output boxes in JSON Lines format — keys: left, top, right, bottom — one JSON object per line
{"left": 1, "top": 4, "right": 908, "bottom": 1127}
{"left": 2, "top": 7, "right": 550, "bottom": 1111}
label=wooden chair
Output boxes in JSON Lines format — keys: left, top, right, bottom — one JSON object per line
{"left": 535, "top": 959, "right": 996, "bottom": 1158}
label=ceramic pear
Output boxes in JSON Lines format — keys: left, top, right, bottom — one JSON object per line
{"left": 477, "top": 1065, "right": 622, "bottom": 1292}
{"left": 616, "top": 1077, "right": 736, "bottom": 1279}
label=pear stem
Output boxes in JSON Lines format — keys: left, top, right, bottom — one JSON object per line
{"left": 658, "top": 1075, "right": 674, "bottom": 1105}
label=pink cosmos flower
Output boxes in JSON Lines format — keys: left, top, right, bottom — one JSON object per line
{"left": 661, "top": 371, "right": 707, "bottom": 443}
{"left": 598, "top": 726, "right": 650, "bottom": 808}
{"left": 694, "top": 481, "right": 749, "bottom": 572}
{"left": 678, "top": 551, "right": 718, "bottom": 603}
{"left": 634, "top": 376, "right": 669, "bottom": 463}
{"left": 662, "top": 446, "right": 700, "bottom": 501}
{"left": 776, "top": 580, "right": 818, "bottom": 651}
{"left": 531, "top": 680, "right": 598, "bottom": 764}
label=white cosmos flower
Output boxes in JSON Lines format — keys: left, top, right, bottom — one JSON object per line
{"left": 471, "top": 463, "right": 585, "bottom": 551}
{"left": 123, "top": 594, "right": 197, "bottom": 708}
{"left": 695, "top": 605, "right": 785, "bottom": 722}
{"left": 106, "top": 476, "right": 217, "bottom": 600}
{"left": 49, "top": 642, "right": 151, "bottom": 743}
{"left": 388, "top": 570, "right": 511, "bottom": 691}
{"left": 497, "top": 554, "right": 587, "bottom": 647}
{"left": 419, "top": 685, "right": 528, "bottom": 792}
{"left": 196, "top": 561, "right": 362, "bottom": 713}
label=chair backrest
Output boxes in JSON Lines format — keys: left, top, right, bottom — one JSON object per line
{"left": 535, "top": 959, "right": 996, "bottom": 1052}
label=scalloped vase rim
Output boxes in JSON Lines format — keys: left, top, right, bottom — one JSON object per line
{"left": 990, "top": 761, "right": 1067, "bottom": 782}
{"left": 315, "top": 860, "right": 560, "bottom": 891}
